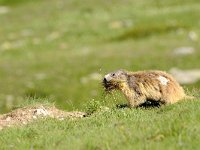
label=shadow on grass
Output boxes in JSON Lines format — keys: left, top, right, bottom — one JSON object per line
{"left": 116, "top": 100, "right": 161, "bottom": 109}
{"left": 113, "top": 23, "right": 187, "bottom": 41}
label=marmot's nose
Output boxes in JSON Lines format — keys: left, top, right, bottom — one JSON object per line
{"left": 103, "top": 78, "right": 107, "bottom": 83}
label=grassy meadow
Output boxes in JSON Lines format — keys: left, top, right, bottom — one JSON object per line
{"left": 0, "top": 0, "right": 200, "bottom": 149}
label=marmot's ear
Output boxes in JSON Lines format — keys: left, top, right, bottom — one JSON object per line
{"left": 118, "top": 69, "right": 126, "bottom": 72}
{"left": 118, "top": 69, "right": 127, "bottom": 76}
{"left": 113, "top": 69, "right": 126, "bottom": 75}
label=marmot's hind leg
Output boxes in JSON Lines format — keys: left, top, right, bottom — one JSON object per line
{"left": 161, "top": 96, "right": 176, "bottom": 105}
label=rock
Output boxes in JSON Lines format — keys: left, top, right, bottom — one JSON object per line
{"left": 169, "top": 68, "right": 200, "bottom": 84}
{"left": 0, "top": 6, "right": 9, "bottom": 14}
{"left": 188, "top": 31, "right": 198, "bottom": 41}
{"left": 173, "top": 47, "right": 195, "bottom": 56}
{"left": 34, "top": 108, "right": 49, "bottom": 116}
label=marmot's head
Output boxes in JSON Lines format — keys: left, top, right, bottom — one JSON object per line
{"left": 103, "top": 69, "right": 127, "bottom": 91}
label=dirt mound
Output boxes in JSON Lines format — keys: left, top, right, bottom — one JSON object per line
{"left": 0, "top": 105, "right": 87, "bottom": 130}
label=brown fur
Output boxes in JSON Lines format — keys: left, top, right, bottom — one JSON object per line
{"left": 103, "top": 70, "right": 192, "bottom": 107}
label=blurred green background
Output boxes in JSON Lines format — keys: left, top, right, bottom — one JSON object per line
{"left": 0, "top": 0, "right": 200, "bottom": 113}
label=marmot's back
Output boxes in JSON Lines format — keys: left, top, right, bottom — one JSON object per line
{"left": 127, "top": 71, "right": 186, "bottom": 104}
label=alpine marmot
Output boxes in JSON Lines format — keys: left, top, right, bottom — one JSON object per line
{"left": 103, "top": 69, "right": 193, "bottom": 107}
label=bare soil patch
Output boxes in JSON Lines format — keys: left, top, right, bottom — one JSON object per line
{"left": 0, "top": 105, "right": 87, "bottom": 130}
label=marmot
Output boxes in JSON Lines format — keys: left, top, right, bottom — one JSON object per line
{"left": 103, "top": 69, "right": 193, "bottom": 107}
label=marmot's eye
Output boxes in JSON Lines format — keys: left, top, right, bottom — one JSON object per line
{"left": 111, "top": 73, "right": 115, "bottom": 77}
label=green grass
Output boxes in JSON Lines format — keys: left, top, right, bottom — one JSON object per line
{"left": 1, "top": 99, "right": 200, "bottom": 150}
{"left": 0, "top": 0, "right": 200, "bottom": 149}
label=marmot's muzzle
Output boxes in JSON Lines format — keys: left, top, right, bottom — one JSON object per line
{"left": 102, "top": 77, "right": 109, "bottom": 89}
{"left": 103, "top": 77, "right": 107, "bottom": 83}
{"left": 102, "top": 77, "right": 116, "bottom": 91}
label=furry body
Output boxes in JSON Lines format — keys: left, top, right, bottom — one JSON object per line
{"left": 103, "top": 70, "right": 190, "bottom": 107}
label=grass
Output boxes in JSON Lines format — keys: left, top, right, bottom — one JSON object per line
{"left": 0, "top": 0, "right": 200, "bottom": 149}
{"left": 1, "top": 99, "right": 200, "bottom": 150}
